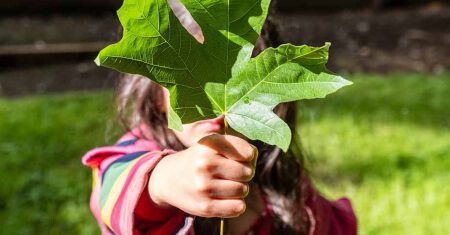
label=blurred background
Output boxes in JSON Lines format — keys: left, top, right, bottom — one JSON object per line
{"left": 0, "top": 0, "right": 449, "bottom": 234}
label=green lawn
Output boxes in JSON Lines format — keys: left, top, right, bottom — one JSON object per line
{"left": 0, "top": 73, "right": 448, "bottom": 234}
{"left": 299, "top": 73, "right": 450, "bottom": 234}
{"left": 0, "top": 91, "right": 116, "bottom": 234}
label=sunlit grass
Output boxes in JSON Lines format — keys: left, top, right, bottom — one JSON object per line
{"left": 299, "top": 73, "right": 450, "bottom": 234}
{"left": 0, "top": 73, "right": 448, "bottom": 234}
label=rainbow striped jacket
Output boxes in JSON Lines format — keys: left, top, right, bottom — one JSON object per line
{"left": 82, "top": 128, "right": 357, "bottom": 235}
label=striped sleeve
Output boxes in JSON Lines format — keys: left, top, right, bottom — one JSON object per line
{"left": 85, "top": 148, "right": 190, "bottom": 235}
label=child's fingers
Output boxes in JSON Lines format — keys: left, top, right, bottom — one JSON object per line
{"left": 198, "top": 134, "right": 257, "bottom": 162}
{"left": 211, "top": 157, "right": 254, "bottom": 182}
{"left": 196, "top": 199, "right": 246, "bottom": 218}
{"left": 206, "top": 179, "right": 249, "bottom": 199}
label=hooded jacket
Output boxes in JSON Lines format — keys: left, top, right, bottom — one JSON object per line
{"left": 82, "top": 128, "right": 357, "bottom": 235}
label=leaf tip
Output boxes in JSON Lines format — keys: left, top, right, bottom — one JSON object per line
{"left": 274, "top": 125, "right": 292, "bottom": 153}
{"left": 94, "top": 56, "right": 101, "bottom": 66}
{"left": 338, "top": 76, "right": 354, "bottom": 87}
{"left": 168, "top": 105, "right": 184, "bottom": 132}
{"left": 320, "top": 42, "right": 331, "bottom": 52}
{"left": 168, "top": 121, "right": 184, "bottom": 132}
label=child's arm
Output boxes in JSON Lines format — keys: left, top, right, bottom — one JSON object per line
{"left": 83, "top": 145, "right": 181, "bottom": 234}
{"left": 148, "top": 134, "right": 257, "bottom": 218}
{"left": 82, "top": 134, "right": 256, "bottom": 235}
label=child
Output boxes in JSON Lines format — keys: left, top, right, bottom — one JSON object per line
{"left": 82, "top": 7, "right": 357, "bottom": 235}
{"left": 82, "top": 74, "right": 356, "bottom": 234}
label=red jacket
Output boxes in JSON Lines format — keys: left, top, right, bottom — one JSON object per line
{"left": 82, "top": 128, "right": 357, "bottom": 235}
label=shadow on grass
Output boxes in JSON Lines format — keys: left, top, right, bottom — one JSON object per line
{"left": 300, "top": 73, "right": 450, "bottom": 130}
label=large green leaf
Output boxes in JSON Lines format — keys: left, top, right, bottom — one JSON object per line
{"left": 96, "top": 0, "right": 352, "bottom": 151}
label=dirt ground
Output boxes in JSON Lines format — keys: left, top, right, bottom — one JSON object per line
{"left": 274, "top": 6, "right": 450, "bottom": 73}
{"left": 0, "top": 60, "right": 118, "bottom": 97}
{"left": 0, "top": 6, "right": 448, "bottom": 97}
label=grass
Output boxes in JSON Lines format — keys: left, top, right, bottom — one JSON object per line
{"left": 0, "top": 91, "right": 117, "bottom": 234}
{"left": 0, "top": 73, "right": 448, "bottom": 234}
{"left": 299, "top": 73, "right": 450, "bottom": 234}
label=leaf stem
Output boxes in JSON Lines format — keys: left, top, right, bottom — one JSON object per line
{"left": 220, "top": 118, "right": 228, "bottom": 235}
{"left": 224, "top": 118, "right": 229, "bottom": 135}
{"left": 220, "top": 218, "right": 224, "bottom": 235}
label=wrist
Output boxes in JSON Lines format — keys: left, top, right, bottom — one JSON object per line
{"left": 147, "top": 155, "right": 174, "bottom": 209}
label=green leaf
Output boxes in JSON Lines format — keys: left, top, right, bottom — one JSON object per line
{"left": 96, "top": 0, "right": 352, "bottom": 151}
{"left": 225, "top": 43, "right": 352, "bottom": 151}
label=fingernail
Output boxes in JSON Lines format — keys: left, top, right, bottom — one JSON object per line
{"left": 250, "top": 145, "right": 259, "bottom": 168}
{"left": 243, "top": 184, "right": 250, "bottom": 197}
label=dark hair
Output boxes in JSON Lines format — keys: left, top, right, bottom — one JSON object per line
{"left": 115, "top": 1, "right": 309, "bottom": 233}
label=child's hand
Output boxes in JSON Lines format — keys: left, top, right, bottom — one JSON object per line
{"left": 148, "top": 134, "right": 257, "bottom": 218}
